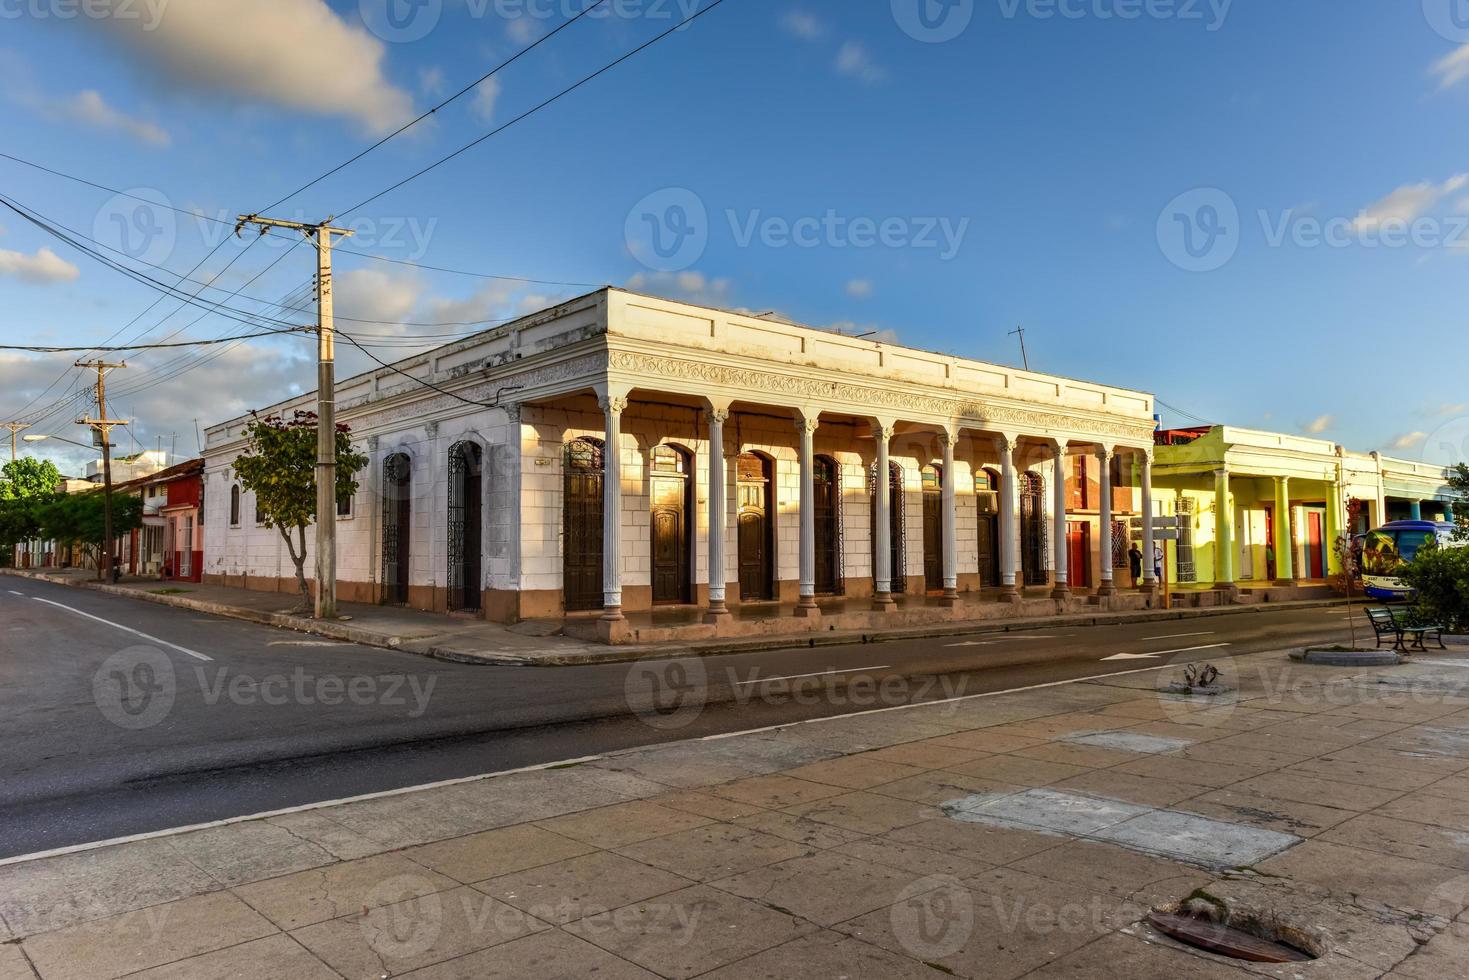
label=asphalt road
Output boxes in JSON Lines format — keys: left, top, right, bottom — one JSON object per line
{"left": 0, "top": 576, "right": 1353, "bottom": 857}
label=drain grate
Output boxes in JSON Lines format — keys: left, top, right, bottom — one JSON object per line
{"left": 1147, "top": 912, "right": 1316, "bottom": 963}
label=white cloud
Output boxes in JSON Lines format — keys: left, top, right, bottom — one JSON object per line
{"left": 1353, "top": 173, "right": 1469, "bottom": 233}
{"left": 1389, "top": 431, "right": 1428, "bottom": 450}
{"left": 506, "top": 15, "right": 537, "bottom": 45}
{"left": 625, "top": 271, "right": 734, "bottom": 308}
{"left": 419, "top": 66, "right": 447, "bottom": 97}
{"left": 84, "top": 0, "right": 414, "bottom": 134}
{"left": 1437, "top": 402, "right": 1469, "bottom": 416}
{"left": 780, "top": 11, "right": 825, "bottom": 40}
{"left": 0, "top": 246, "right": 80, "bottom": 284}
{"left": 1431, "top": 44, "right": 1469, "bottom": 90}
{"left": 472, "top": 77, "right": 501, "bottom": 123}
{"left": 845, "top": 278, "right": 873, "bottom": 299}
{"left": 49, "top": 89, "right": 170, "bottom": 146}
{"left": 1302, "top": 414, "right": 1334, "bottom": 435}
{"left": 835, "top": 41, "right": 886, "bottom": 83}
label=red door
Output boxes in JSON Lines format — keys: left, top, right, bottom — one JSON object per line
{"left": 1306, "top": 512, "right": 1324, "bottom": 579}
{"left": 1067, "top": 522, "right": 1091, "bottom": 590}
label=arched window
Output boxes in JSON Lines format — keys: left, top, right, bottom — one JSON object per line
{"left": 229, "top": 485, "right": 241, "bottom": 527}
{"left": 382, "top": 454, "right": 412, "bottom": 605}
{"left": 448, "top": 441, "right": 483, "bottom": 612}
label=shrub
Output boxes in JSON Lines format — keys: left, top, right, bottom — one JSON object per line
{"left": 1397, "top": 544, "right": 1469, "bottom": 634}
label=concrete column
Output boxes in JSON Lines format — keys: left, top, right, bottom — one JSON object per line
{"left": 704, "top": 406, "right": 730, "bottom": 623}
{"left": 1214, "top": 467, "right": 1235, "bottom": 591}
{"left": 1051, "top": 443, "right": 1070, "bottom": 599}
{"left": 1410, "top": 499, "right": 1423, "bottom": 521}
{"left": 1273, "top": 476, "right": 1294, "bottom": 585}
{"left": 795, "top": 411, "right": 820, "bottom": 617}
{"left": 1140, "top": 449, "right": 1156, "bottom": 593}
{"left": 940, "top": 430, "right": 958, "bottom": 605}
{"left": 1447, "top": 502, "right": 1456, "bottom": 523}
{"left": 1325, "top": 482, "right": 1343, "bottom": 575}
{"left": 872, "top": 421, "right": 896, "bottom": 610}
{"left": 1096, "top": 446, "right": 1115, "bottom": 596}
{"left": 998, "top": 435, "right": 1020, "bottom": 602}
{"left": 599, "top": 393, "right": 627, "bottom": 620}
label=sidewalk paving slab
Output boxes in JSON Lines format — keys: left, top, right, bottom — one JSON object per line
{"left": 8, "top": 649, "right": 1469, "bottom": 978}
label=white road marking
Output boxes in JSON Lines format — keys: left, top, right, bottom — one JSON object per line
{"left": 6, "top": 590, "right": 24, "bottom": 596}
{"left": 31, "top": 596, "right": 213, "bottom": 662}
{"left": 1147, "top": 643, "right": 1232, "bottom": 657}
{"left": 944, "top": 634, "right": 1062, "bottom": 648}
{"left": 1144, "top": 631, "right": 1215, "bottom": 640}
{"left": 736, "top": 665, "right": 890, "bottom": 685}
{"left": 1102, "top": 653, "right": 1161, "bottom": 661}
{"left": 0, "top": 653, "right": 1192, "bottom": 867}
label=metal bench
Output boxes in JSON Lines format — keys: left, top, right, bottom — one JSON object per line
{"left": 1366, "top": 607, "right": 1446, "bottom": 652}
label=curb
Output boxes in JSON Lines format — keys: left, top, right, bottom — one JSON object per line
{"left": 4, "top": 568, "right": 1350, "bottom": 667}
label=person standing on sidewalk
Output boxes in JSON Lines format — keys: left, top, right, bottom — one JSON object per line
{"left": 1128, "top": 543, "right": 1144, "bottom": 587}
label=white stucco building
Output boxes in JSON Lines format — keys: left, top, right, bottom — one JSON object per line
{"left": 202, "top": 289, "right": 1162, "bottom": 641}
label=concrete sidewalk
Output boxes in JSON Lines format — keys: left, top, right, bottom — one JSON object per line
{"left": 2, "top": 567, "right": 1345, "bottom": 667}
{"left": 4, "top": 647, "right": 1469, "bottom": 978}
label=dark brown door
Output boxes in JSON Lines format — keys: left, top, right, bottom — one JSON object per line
{"left": 448, "top": 441, "right": 482, "bottom": 612}
{"left": 563, "top": 438, "right": 604, "bottom": 612}
{"left": 978, "top": 515, "right": 998, "bottom": 587}
{"left": 382, "top": 454, "right": 412, "bottom": 605}
{"left": 922, "top": 466, "right": 943, "bottom": 592}
{"left": 1067, "top": 521, "right": 1091, "bottom": 589}
{"left": 650, "top": 445, "right": 691, "bottom": 605}
{"left": 738, "top": 453, "right": 773, "bottom": 601}
{"left": 1020, "top": 473, "right": 1047, "bottom": 586}
{"left": 813, "top": 456, "right": 839, "bottom": 595}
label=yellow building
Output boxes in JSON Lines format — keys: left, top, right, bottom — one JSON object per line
{"left": 1151, "top": 426, "right": 1454, "bottom": 601}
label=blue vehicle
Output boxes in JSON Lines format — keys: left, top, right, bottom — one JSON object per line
{"left": 1360, "top": 520, "right": 1461, "bottom": 600}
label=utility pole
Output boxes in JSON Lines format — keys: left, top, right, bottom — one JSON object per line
{"left": 2, "top": 422, "right": 30, "bottom": 461}
{"left": 1009, "top": 325, "right": 1030, "bottom": 372}
{"left": 75, "top": 360, "right": 128, "bottom": 582}
{"left": 235, "top": 213, "right": 353, "bottom": 619}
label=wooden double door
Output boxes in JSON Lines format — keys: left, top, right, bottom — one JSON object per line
{"left": 563, "top": 438, "right": 604, "bottom": 612}
{"left": 650, "top": 446, "right": 692, "bottom": 605}
{"left": 738, "top": 454, "right": 775, "bottom": 601}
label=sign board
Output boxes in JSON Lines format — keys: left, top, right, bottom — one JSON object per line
{"left": 1130, "top": 517, "right": 1181, "bottom": 530}
{"left": 1152, "top": 529, "right": 1180, "bottom": 541}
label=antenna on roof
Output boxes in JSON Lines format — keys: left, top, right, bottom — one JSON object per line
{"left": 1009, "top": 325, "right": 1030, "bottom": 371}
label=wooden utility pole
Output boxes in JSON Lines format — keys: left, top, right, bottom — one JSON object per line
{"left": 75, "top": 360, "right": 128, "bottom": 581}
{"left": 2, "top": 422, "right": 30, "bottom": 461}
{"left": 235, "top": 214, "right": 353, "bottom": 619}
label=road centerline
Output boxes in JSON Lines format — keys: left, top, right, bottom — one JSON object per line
{"left": 31, "top": 596, "right": 213, "bottom": 662}
{"left": 735, "top": 665, "right": 891, "bottom": 686}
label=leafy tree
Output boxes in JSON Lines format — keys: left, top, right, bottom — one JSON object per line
{"left": 0, "top": 459, "right": 63, "bottom": 563}
{"left": 1450, "top": 462, "right": 1469, "bottom": 542}
{"left": 231, "top": 411, "right": 367, "bottom": 613}
{"left": 35, "top": 491, "right": 143, "bottom": 578}
{"left": 1397, "top": 543, "right": 1469, "bottom": 635}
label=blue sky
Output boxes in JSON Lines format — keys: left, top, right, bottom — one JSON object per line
{"left": 3, "top": 0, "right": 1468, "bottom": 474}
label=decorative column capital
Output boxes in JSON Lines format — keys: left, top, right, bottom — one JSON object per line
{"left": 872, "top": 421, "right": 896, "bottom": 443}
{"left": 599, "top": 394, "right": 628, "bottom": 415}
{"left": 425, "top": 420, "right": 439, "bottom": 440}
{"left": 1214, "top": 467, "right": 1230, "bottom": 480}
{"left": 366, "top": 434, "right": 379, "bottom": 452}
{"left": 795, "top": 415, "right": 820, "bottom": 438}
{"left": 1095, "top": 445, "right": 1115, "bottom": 462}
{"left": 502, "top": 402, "right": 522, "bottom": 423}
{"left": 938, "top": 429, "right": 958, "bottom": 451}
{"left": 706, "top": 407, "right": 730, "bottom": 426}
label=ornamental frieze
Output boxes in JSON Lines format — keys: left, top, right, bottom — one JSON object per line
{"left": 350, "top": 353, "right": 604, "bottom": 429}
{"left": 607, "top": 350, "right": 1153, "bottom": 443}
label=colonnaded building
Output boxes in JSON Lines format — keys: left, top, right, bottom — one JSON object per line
{"left": 203, "top": 289, "right": 1180, "bottom": 642}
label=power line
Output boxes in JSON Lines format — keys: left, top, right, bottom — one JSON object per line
{"left": 332, "top": 246, "right": 600, "bottom": 288}
{"left": 335, "top": 329, "right": 518, "bottom": 409}
{"left": 0, "top": 330, "right": 309, "bottom": 352}
{"left": 257, "top": 0, "right": 612, "bottom": 213}
{"left": 335, "top": 0, "right": 733, "bottom": 219}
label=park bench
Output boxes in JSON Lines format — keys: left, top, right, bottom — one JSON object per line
{"left": 1366, "top": 607, "right": 1446, "bottom": 652}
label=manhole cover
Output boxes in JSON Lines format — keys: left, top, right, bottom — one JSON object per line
{"left": 1147, "top": 912, "right": 1316, "bottom": 963}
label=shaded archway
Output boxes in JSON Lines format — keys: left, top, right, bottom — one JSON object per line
{"left": 650, "top": 444, "right": 693, "bottom": 605}
{"left": 447, "top": 441, "right": 483, "bottom": 612}
{"left": 870, "top": 461, "right": 905, "bottom": 593}
{"left": 563, "top": 437, "right": 605, "bottom": 612}
{"left": 976, "top": 468, "right": 1000, "bottom": 588}
{"left": 814, "top": 455, "right": 842, "bottom": 595}
{"left": 737, "top": 452, "right": 775, "bottom": 601}
{"left": 921, "top": 464, "right": 944, "bottom": 593}
{"left": 381, "top": 453, "right": 412, "bottom": 605}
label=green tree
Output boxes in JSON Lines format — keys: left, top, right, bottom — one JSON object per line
{"left": 35, "top": 491, "right": 143, "bottom": 578}
{"left": 0, "top": 458, "right": 63, "bottom": 563}
{"left": 1397, "top": 543, "right": 1469, "bottom": 635}
{"left": 1449, "top": 462, "right": 1469, "bottom": 542}
{"left": 231, "top": 411, "right": 367, "bottom": 613}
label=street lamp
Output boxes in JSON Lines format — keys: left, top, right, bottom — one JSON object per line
{"left": 23, "top": 434, "right": 91, "bottom": 450}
